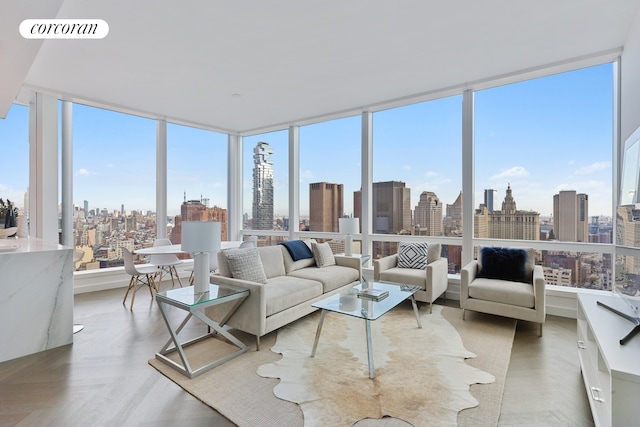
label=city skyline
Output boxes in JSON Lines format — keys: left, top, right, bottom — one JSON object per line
{"left": 0, "top": 64, "right": 613, "bottom": 219}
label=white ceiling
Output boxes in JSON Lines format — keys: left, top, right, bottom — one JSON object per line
{"left": 2, "top": 0, "right": 640, "bottom": 134}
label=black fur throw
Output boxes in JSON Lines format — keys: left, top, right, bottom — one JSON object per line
{"left": 477, "top": 247, "right": 528, "bottom": 283}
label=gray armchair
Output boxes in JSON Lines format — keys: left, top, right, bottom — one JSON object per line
{"left": 374, "top": 242, "right": 448, "bottom": 313}
{"left": 460, "top": 247, "right": 546, "bottom": 336}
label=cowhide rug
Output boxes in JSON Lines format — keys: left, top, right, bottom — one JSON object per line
{"left": 257, "top": 304, "right": 494, "bottom": 427}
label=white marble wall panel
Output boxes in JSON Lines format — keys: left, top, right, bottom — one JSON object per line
{"left": 0, "top": 238, "right": 73, "bottom": 363}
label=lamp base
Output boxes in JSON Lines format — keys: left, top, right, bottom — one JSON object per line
{"left": 345, "top": 235, "right": 353, "bottom": 256}
{"left": 193, "top": 252, "right": 210, "bottom": 293}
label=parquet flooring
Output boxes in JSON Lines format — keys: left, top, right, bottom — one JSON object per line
{"left": 0, "top": 287, "right": 592, "bottom": 426}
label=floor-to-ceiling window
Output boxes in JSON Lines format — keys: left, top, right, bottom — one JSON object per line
{"left": 474, "top": 64, "right": 614, "bottom": 289}
{"left": 243, "top": 129, "right": 288, "bottom": 245}
{"left": 0, "top": 104, "right": 29, "bottom": 230}
{"left": 167, "top": 123, "right": 227, "bottom": 247}
{"left": 72, "top": 104, "right": 156, "bottom": 270}
{"left": 371, "top": 96, "right": 463, "bottom": 271}
{"left": 299, "top": 116, "right": 361, "bottom": 250}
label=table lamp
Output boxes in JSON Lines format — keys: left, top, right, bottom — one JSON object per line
{"left": 182, "top": 221, "right": 221, "bottom": 293}
{"left": 339, "top": 217, "right": 360, "bottom": 256}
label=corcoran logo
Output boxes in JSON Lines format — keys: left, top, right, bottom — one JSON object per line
{"left": 19, "top": 19, "right": 109, "bottom": 39}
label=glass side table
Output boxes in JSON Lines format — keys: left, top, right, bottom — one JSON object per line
{"left": 335, "top": 253, "right": 371, "bottom": 266}
{"left": 155, "top": 283, "right": 249, "bottom": 378}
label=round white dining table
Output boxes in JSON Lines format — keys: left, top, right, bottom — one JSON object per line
{"left": 134, "top": 241, "right": 243, "bottom": 255}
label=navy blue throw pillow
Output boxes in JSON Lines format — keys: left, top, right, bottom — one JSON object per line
{"left": 280, "top": 240, "right": 314, "bottom": 261}
{"left": 477, "top": 247, "right": 528, "bottom": 283}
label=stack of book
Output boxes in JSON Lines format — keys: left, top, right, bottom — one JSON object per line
{"left": 357, "top": 287, "right": 389, "bottom": 302}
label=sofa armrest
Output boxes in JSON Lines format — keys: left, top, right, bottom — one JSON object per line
{"left": 460, "top": 260, "right": 479, "bottom": 307}
{"left": 532, "top": 265, "right": 546, "bottom": 323}
{"left": 334, "top": 255, "right": 362, "bottom": 281}
{"left": 373, "top": 254, "right": 398, "bottom": 280}
{"left": 205, "top": 275, "right": 267, "bottom": 337}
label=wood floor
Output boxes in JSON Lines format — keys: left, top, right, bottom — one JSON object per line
{"left": 0, "top": 285, "right": 593, "bottom": 427}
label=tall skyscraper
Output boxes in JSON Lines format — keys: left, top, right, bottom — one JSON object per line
{"left": 484, "top": 189, "right": 497, "bottom": 211}
{"left": 83, "top": 200, "right": 89, "bottom": 219}
{"left": 444, "top": 191, "right": 462, "bottom": 236}
{"left": 553, "top": 190, "right": 588, "bottom": 242}
{"left": 309, "top": 182, "right": 343, "bottom": 232}
{"left": 371, "top": 181, "right": 411, "bottom": 234}
{"left": 488, "top": 184, "right": 540, "bottom": 240}
{"left": 474, "top": 205, "right": 490, "bottom": 238}
{"left": 252, "top": 141, "right": 274, "bottom": 230}
{"left": 414, "top": 191, "right": 442, "bottom": 236}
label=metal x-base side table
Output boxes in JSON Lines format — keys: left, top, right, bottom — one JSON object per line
{"left": 155, "top": 283, "right": 249, "bottom": 378}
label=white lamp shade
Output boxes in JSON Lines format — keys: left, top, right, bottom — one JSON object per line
{"left": 182, "top": 221, "right": 221, "bottom": 253}
{"left": 339, "top": 217, "right": 360, "bottom": 235}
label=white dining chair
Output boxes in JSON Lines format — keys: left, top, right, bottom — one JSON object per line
{"left": 150, "top": 238, "right": 183, "bottom": 290}
{"left": 122, "top": 247, "right": 158, "bottom": 310}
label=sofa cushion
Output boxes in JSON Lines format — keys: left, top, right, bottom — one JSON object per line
{"left": 257, "top": 246, "right": 286, "bottom": 278}
{"left": 468, "top": 278, "right": 535, "bottom": 308}
{"left": 288, "top": 265, "right": 359, "bottom": 293}
{"left": 477, "top": 247, "right": 529, "bottom": 283}
{"left": 397, "top": 242, "right": 429, "bottom": 269}
{"left": 218, "top": 245, "right": 286, "bottom": 280}
{"left": 378, "top": 267, "right": 426, "bottom": 290}
{"left": 264, "top": 276, "right": 323, "bottom": 316}
{"left": 311, "top": 242, "right": 336, "bottom": 267}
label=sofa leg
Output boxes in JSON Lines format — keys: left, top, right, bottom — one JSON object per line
{"left": 256, "top": 335, "right": 260, "bottom": 351}
{"left": 429, "top": 302, "right": 433, "bottom": 314}
{"left": 462, "top": 308, "right": 466, "bottom": 321}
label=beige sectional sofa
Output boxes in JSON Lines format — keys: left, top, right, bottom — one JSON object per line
{"left": 206, "top": 243, "right": 361, "bottom": 349}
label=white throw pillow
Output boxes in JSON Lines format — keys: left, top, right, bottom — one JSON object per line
{"left": 311, "top": 242, "right": 336, "bottom": 268}
{"left": 224, "top": 247, "right": 268, "bottom": 284}
{"left": 397, "top": 242, "right": 429, "bottom": 269}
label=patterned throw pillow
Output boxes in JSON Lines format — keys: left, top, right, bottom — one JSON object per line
{"left": 311, "top": 242, "right": 336, "bottom": 268}
{"left": 224, "top": 248, "right": 268, "bottom": 284}
{"left": 397, "top": 242, "right": 429, "bottom": 269}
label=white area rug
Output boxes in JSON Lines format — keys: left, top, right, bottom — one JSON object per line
{"left": 148, "top": 304, "right": 516, "bottom": 426}
{"left": 257, "top": 304, "right": 494, "bottom": 426}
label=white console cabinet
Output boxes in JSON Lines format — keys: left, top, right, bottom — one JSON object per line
{"left": 577, "top": 293, "right": 640, "bottom": 427}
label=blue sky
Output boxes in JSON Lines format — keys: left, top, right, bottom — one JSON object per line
{"left": 0, "top": 64, "right": 613, "bottom": 219}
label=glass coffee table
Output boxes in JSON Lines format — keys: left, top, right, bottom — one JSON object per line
{"left": 155, "top": 283, "right": 249, "bottom": 378}
{"left": 310, "top": 280, "right": 422, "bottom": 378}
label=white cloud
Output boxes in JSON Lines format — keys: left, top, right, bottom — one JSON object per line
{"left": 300, "top": 170, "right": 314, "bottom": 180}
{"left": 402, "top": 165, "right": 411, "bottom": 171}
{"left": 77, "top": 168, "right": 94, "bottom": 176}
{"left": 425, "top": 171, "right": 439, "bottom": 177}
{"left": 490, "top": 166, "right": 529, "bottom": 181}
{"left": 574, "top": 161, "right": 610, "bottom": 175}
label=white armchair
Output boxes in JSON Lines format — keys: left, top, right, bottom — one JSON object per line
{"left": 374, "top": 242, "right": 448, "bottom": 313}
{"left": 460, "top": 247, "right": 546, "bottom": 336}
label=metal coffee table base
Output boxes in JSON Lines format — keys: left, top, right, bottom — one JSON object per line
{"left": 311, "top": 294, "right": 422, "bottom": 379}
